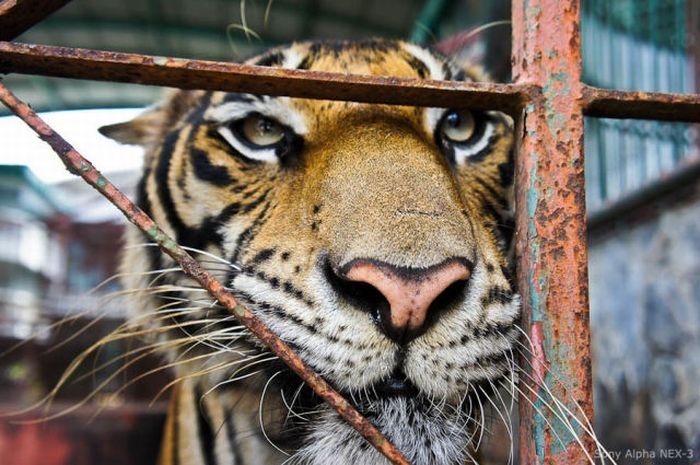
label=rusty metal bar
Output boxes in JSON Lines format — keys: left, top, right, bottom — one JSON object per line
{"left": 512, "top": 0, "right": 595, "bottom": 464}
{"left": 0, "top": 81, "right": 410, "bottom": 465}
{"left": 0, "top": 41, "right": 529, "bottom": 113}
{"left": 0, "top": 0, "right": 72, "bottom": 40}
{"left": 581, "top": 85, "right": 700, "bottom": 122}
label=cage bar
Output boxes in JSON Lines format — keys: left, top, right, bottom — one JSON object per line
{"left": 0, "top": 0, "right": 71, "bottom": 40}
{"left": 511, "top": 0, "right": 595, "bottom": 463}
{"left": 1, "top": 0, "right": 700, "bottom": 464}
{"left": 0, "top": 42, "right": 528, "bottom": 113}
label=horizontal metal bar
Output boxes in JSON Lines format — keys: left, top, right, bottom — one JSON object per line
{"left": 582, "top": 85, "right": 700, "bottom": 122}
{"left": 587, "top": 155, "right": 700, "bottom": 232}
{"left": 0, "top": 41, "right": 528, "bottom": 113}
{"left": 0, "top": 0, "right": 72, "bottom": 40}
{"left": 0, "top": 80, "right": 410, "bottom": 465}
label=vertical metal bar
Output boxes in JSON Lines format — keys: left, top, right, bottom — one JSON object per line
{"left": 511, "top": 0, "right": 595, "bottom": 463}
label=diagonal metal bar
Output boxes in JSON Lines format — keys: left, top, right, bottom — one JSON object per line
{"left": 0, "top": 0, "right": 73, "bottom": 40}
{"left": 581, "top": 84, "right": 700, "bottom": 122}
{"left": 0, "top": 41, "right": 529, "bottom": 113}
{"left": 0, "top": 81, "right": 411, "bottom": 465}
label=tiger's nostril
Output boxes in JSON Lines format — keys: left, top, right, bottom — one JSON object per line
{"left": 326, "top": 257, "right": 471, "bottom": 343}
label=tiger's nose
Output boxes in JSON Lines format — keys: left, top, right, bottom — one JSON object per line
{"left": 343, "top": 258, "right": 471, "bottom": 343}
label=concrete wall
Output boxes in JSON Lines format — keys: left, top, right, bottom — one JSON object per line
{"left": 589, "top": 183, "right": 700, "bottom": 464}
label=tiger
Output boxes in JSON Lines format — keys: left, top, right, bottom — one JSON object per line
{"left": 99, "top": 38, "right": 520, "bottom": 465}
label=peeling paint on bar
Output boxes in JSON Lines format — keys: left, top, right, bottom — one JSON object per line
{"left": 512, "top": 0, "right": 595, "bottom": 463}
{"left": 581, "top": 85, "right": 700, "bottom": 122}
{"left": 0, "top": 41, "right": 528, "bottom": 114}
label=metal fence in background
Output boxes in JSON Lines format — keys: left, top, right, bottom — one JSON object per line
{"left": 582, "top": 0, "right": 699, "bottom": 212}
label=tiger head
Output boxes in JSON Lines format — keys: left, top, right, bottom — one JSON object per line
{"left": 103, "top": 39, "right": 519, "bottom": 465}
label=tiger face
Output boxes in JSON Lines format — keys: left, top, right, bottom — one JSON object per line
{"left": 104, "top": 39, "right": 519, "bottom": 465}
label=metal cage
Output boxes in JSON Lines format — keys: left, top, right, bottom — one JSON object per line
{"left": 1, "top": 0, "right": 699, "bottom": 463}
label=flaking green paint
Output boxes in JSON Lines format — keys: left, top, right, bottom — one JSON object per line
{"left": 97, "top": 176, "right": 106, "bottom": 188}
{"left": 526, "top": 152, "right": 546, "bottom": 323}
{"left": 525, "top": 4, "right": 542, "bottom": 33}
{"left": 542, "top": 72, "right": 572, "bottom": 135}
{"left": 544, "top": 342, "right": 583, "bottom": 454}
{"left": 146, "top": 225, "right": 178, "bottom": 252}
{"left": 233, "top": 304, "right": 246, "bottom": 318}
{"left": 525, "top": 144, "right": 582, "bottom": 455}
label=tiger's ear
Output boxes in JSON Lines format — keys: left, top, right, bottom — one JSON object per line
{"left": 434, "top": 22, "right": 511, "bottom": 82}
{"left": 99, "top": 90, "right": 204, "bottom": 146}
{"left": 98, "top": 105, "right": 167, "bottom": 146}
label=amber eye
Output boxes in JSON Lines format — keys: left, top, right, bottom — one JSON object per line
{"left": 440, "top": 110, "right": 476, "bottom": 143}
{"left": 239, "top": 114, "right": 285, "bottom": 147}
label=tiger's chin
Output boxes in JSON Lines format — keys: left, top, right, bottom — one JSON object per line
{"left": 289, "top": 395, "right": 477, "bottom": 465}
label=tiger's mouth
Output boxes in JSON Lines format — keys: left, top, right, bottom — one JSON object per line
{"left": 371, "top": 371, "right": 420, "bottom": 398}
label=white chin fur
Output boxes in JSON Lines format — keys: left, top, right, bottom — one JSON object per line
{"left": 288, "top": 397, "right": 474, "bottom": 465}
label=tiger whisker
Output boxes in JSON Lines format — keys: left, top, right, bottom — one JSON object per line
{"left": 259, "top": 370, "right": 290, "bottom": 456}
{"left": 496, "top": 378, "right": 570, "bottom": 454}
{"left": 482, "top": 383, "right": 514, "bottom": 465}
{"left": 513, "top": 336, "right": 609, "bottom": 463}
{"left": 151, "top": 353, "right": 263, "bottom": 405}
{"left": 509, "top": 327, "right": 613, "bottom": 463}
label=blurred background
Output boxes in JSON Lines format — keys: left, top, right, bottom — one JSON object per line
{"left": 0, "top": 0, "right": 698, "bottom": 464}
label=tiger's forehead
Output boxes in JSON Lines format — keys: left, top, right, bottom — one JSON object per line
{"left": 208, "top": 40, "right": 473, "bottom": 138}
{"left": 257, "top": 40, "right": 465, "bottom": 80}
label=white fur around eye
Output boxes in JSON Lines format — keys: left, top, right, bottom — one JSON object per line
{"left": 451, "top": 122, "right": 495, "bottom": 165}
{"left": 216, "top": 125, "right": 279, "bottom": 163}
{"left": 425, "top": 108, "right": 497, "bottom": 165}
{"left": 206, "top": 95, "right": 308, "bottom": 163}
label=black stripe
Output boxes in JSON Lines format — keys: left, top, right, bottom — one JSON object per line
{"left": 239, "top": 267, "right": 315, "bottom": 307}
{"left": 155, "top": 129, "right": 193, "bottom": 242}
{"left": 441, "top": 61, "right": 453, "bottom": 80}
{"left": 235, "top": 290, "right": 317, "bottom": 336}
{"left": 498, "top": 149, "right": 515, "bottom": 186}
{"left": 137, "top": 166, "right": 153, "bottom": 217}
{"left": 481, "top": 286, "right": 514, "bottom": 307}
{"left": 474, "top": 176, "right": 506, "bottom": 210}
{"left": 401, "top": 51, "right": 428, "bottom": 79}
{"left": 230, "top": 200, "right": 271, "bottom": 265}
{"left": 191, "top": 147, "right": 234, "bottom": 186}
{"left": 195, "top": 188, "right": 271, "bottom": 252}
{"left": 195, "top": 386, "right": 217, "bottom": 465}
{"left": 137, "top": 167, "right": 163, "bottom": 272}
{"left": 222, "top": 93, "right": 259, "bottom": 104}
{"left": 256, "top": 51, "right": 284, "bottom": 67}
{"left": 467, "top": 133, "right": 500, "bottom": 163}
{"left": 249, "top": 248, "right": 276, "bottom": 264}
{"left": 186, "top": 94, "right": 213, "bottom": 124}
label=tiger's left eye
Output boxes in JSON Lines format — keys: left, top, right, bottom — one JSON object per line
{"left": 440, "top": 110, "right": 476, "bottom": 143}
{"left": 240, "top": 114, "right": 285, "bottom": 147}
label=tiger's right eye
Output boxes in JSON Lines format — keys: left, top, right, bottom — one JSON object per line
{"left": 215, "top": 112, "right": 301, "bottom": 163}
{"left": 239, "top": 115, "right": 286, "bottom": 147}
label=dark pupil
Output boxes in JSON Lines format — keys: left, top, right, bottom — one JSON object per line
{"left": 446, "top": 112, "right": 460, "bottom": 128}
{"left": 258, "top": 118, "right": 274, "bottom": 133}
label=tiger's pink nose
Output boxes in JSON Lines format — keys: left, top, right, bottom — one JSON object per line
{"left": 344, "top": 259, "right": 471, "bottom": 343}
